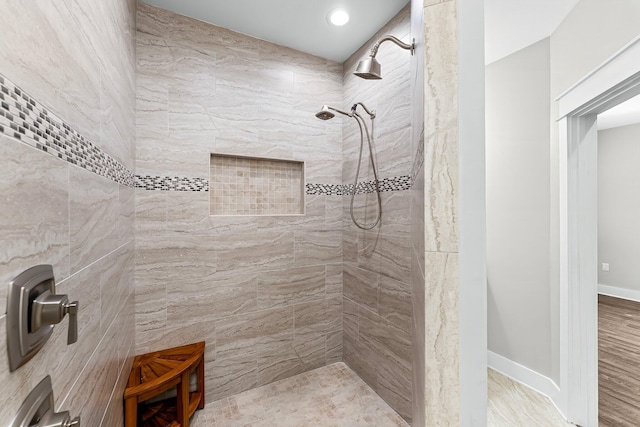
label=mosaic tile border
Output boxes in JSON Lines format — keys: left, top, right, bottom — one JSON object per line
{"left": 305, "top": 183, "right": 344, "bottom": 196}
{"left": 134, "top": 175, "right": 209, "bottom": 192}
{"left": 342, "top": 175, "right": 413, "bottom": 195}
{"left": 305, "top": 175, "right": 412, "bottom": 196}
{"left": 0, "top": 74, "right": 134, "bottom": 187}
{"left": 134, "top": 175, "right": 414, "bottom": 194}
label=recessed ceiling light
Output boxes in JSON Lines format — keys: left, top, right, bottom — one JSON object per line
{"left": 328, "top": 9, "right": 349, "bottom": 26}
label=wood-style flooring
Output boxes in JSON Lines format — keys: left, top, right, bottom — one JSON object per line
{"left": 599, "top": 294, "right": 640, "bottom": 426}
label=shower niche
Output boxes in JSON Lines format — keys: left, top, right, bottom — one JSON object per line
{"left": 210, "top": 154, "right": 304, "bottom": 216}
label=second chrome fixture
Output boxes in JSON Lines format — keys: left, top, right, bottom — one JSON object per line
{"left": 354, "top": 35, "right": 415, "bottom": 80}
{"left": 315, "top": 102, "right": 381, "bottom": 230}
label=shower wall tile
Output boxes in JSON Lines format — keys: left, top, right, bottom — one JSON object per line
{"left": 343, "top": 321, "right": 379, "bottom": 388}
{"left": 257, "top": 341, "right": 303, "bottom": 387}
{"left": 0, "top": 137, "right": 70, "bottom": 314}
{"left": 326, "top": 330, "right": 343, "bottom": 363}
{"left": 215, "top": 308, "right": 293, "bottom": 360}
{"left": 215, "top": 231, "right": 294, "bottom": 272}
{"left": 378, "top": 190, "right": 412, "bottom": 237}
{"left": 136, "top": 145, "right": 210, "bottom": 177}
{"left": 358, "top": 306, "right": 412, "bottom": 372}
{"left": 325, "top": 264, "right": 344, "bottom": 299}
{"left": 166, "top": 190, "right": 211, "bottom": 232}
{"left": 211, "top": 215, "right": 260, "bottom": 234}
{"left": 379, "top": 275, "right": 413, "bottom": 332}
{"left": 414, "top": 0, "right": 462, "bottom": 424}
{"left": 341, "top": 5, "right": 414, "bottom": 423}
{"left": 377, "top": 356, "right": 413, "bottom": 421}
{"left": 424, "top": 4, "right": 459, "bottom": 136}
{"left": 343, "top": 231, "right": 359, "bottom": 264}
{"left": 257, "top": 265, "right": 326, "bottom": 309}
{"left": 134, "top": 274, "right": 166, "bottom": 334}
{"left": 424, "top": 127, "right": 459, "bottom": 253}
{"left": 208, "top": 354, "right": 257, "bottom": 402}
{"left": 424, "top": 251, "right": 460, "bottom": 424}
{"left": 293, "top": 331, "right": 326, "bottom": 371}
{"left": 117, "top": 184, "right": 135, "bottom": 247}
{"left": 100, "top": 244, "right": 134, "bottom": 335}
{"left": 69, "top": 166, "right": 119, "bottom": 274}
{"left": 344, "top": 263, "right": 379, "bottom": 314}
{"left": 0, "top": 3, "right": 135, "bottom": 422}
{"left": 212, "top": 271, "right": 258, "bottom": 318}
{"left": 135, "top": 319, "right": 216, "bottom": 357}
{"left": 411, "top": 249, "right": 426, "bottom": 427}
{"left": 357, "top": 232, "right": 412, "bottom": 284}
{"left": 294, "top": 297, "right": 342, "bottom": 337}
{"left": 294, "top": 231, "right": 343, "bottom": 267}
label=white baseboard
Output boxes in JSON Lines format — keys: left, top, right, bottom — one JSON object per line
{"left": 488, "top": 351, "right": 566, "bottom": 420}
{"left": 598, "top": 284, "right": 640, "bottom": 302}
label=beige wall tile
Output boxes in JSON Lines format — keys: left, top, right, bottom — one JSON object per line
{"left": 357, "top": 231, "right": 412, "bottom": 284}
{"left": 378, "top": 276, "right": 413, "bottom": 333}
{"left": 424, "top": 251, "right": 460, "bottom": 425}
{"left": 258, "top": 265, "right": 325, "bottom": 309}
{"left": 294, "top": 231, "right": 343, "bottom": 267}
{"left": 0, "top": 139, "right": 70, "bottom": 314}
{"left": 69, "top": 166, "right": 119, "bottom": 274}
{"left": 424, "top": 127, "right": 459, "bottom": 253}
{"left": 344, "top": 263, "right": 379, "bottom": 313}
{"left": 215, "top": 231, "right": 294, "bottom": 272}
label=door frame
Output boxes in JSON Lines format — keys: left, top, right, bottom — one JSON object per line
{"left": 557, "top": 35, "right": 640, "bottom": 427}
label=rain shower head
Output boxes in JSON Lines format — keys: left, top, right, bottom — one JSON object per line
{"left": 315, "top": 105, "right": 351, "bottom": 120}
{"left": 354, "top": 57, "right": 382, "bottom": 80}
{"left": 354, "top": 35, "right": 414, "bottom": 80}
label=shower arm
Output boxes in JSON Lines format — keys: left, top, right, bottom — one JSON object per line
{"left": 368, "top": 35, "right": 415, "bottom": 58}
{"left": 328, "top": 105, "right": 353, "bottom": 117}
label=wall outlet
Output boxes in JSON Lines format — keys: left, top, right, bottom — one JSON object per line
{"left": 602, "top": 263, "right": 610, "bottom": 272}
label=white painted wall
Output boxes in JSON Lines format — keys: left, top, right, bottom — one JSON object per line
{"left": 486, "top": 38, "right": 552, "bottom": 379}
{"left": 548, "top": 0, "right": 640, "bottom": 386}
{"left": 486, "top": 0, "right": 640, "bottom": 393}
{"left": 598, "top": 123, "right": 640, "bottom": 292}
{"left": 550, "top": 0, "right": 640, "bottom": 99}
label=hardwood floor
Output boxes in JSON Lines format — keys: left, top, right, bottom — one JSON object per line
{"left": 599, "top": 294, "right": 640, "bottom": 426}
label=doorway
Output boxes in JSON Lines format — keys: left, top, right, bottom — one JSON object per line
{"left": 557, "top": 35, "right": 640, "bottom": 427}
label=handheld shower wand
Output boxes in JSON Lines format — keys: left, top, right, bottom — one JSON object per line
{"left": 314, "top": 103, "right": 381, "bottom": 230}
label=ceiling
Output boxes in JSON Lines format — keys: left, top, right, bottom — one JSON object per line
{"left": 485, "top": 0, "right": 580, "bottom": 64}
{"left": 141, "top": 0, "right": 409, "bottom": 63}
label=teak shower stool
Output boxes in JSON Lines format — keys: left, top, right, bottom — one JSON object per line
{"left": 124, "top": 341, "right": 205, "bottom": 427}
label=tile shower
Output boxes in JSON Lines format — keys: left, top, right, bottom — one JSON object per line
{"left": 135, "top": 1, "right": 415, "bottom": 422}
{"left": 0, "top": 0, "right": 465, "bottom": 425}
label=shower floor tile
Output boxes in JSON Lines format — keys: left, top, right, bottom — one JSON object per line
{"left": 191, "top": 362, "right": 409, "bottom": 427}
